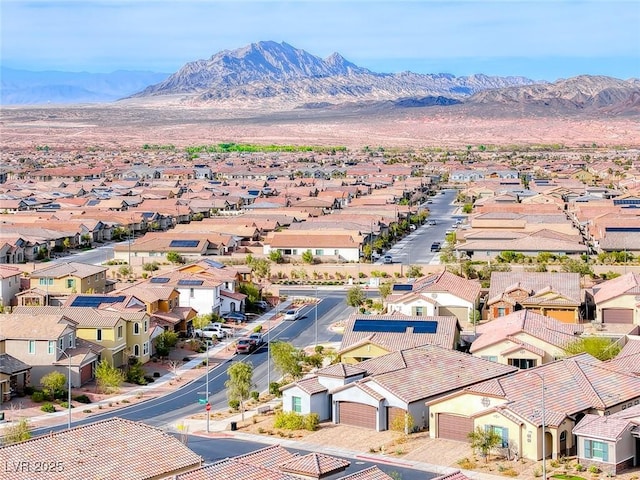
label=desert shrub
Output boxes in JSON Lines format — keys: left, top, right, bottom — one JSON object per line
{"left": 250, "top": 390, "right": 260, "bottom": 401}
{"left": 575, "top": 464, "right": 585, "bottom": 472}
{"left": 24, "top": 386, "right": 36, "bottom": 396}
{"left": 269, "top": 381, "right": 282, "bottom": 396}
{"left": 126, "top": 358, "right": 147, "bottom": 385}
{"left": 143, "top": 375, "right": 155, "bottom": 383}
{"left": 73, "top": 394, "right": 91, "bottom": 404}
{"left": 273, "top": 412, "right": 319, "bottom": 431}
{"left": 31, "top": 391, "right": 45, "bottom": 403}
{"left": 83, "top": 409, "right": 92, "bottom": 414}
{"left": 458, "top": 457, "right": 477, "bottom": 469}
{"left": 228, "top": 399, "right": 240, "bottom": 410}
{"left": 303, "top": 413, "right": 319, "bottom": 431}
{"left": 40, "top": 403, "right": 56, "bottom": 413}
{"left": 253, "top": 325, "right": 262, "bottom": 333}
{"left": 59, "top": 402, "right": 74, "bottom": 409}
{"left": 588, "top": 466, "right": 599, "bottom": 474}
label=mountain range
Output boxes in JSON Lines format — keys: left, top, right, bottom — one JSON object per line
{"left": 2, "top": 41, "right": 639, "bottom": 116}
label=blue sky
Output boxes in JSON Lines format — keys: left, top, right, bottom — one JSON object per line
{"left": 1, "top": 0, "right": 639, "bottom": 81}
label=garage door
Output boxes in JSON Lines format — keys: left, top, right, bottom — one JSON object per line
{"left": 339, "top": 402, "right": 377, "bottom": 429}
{"left": 387, "top": 407, "right": 406, "bottom": 430}
{"left": 602, "top": 309, "right": 633, "bottom": 324}
{"left": 439, "top": 306, "right": 468, "bottom": 323}
{"left": 437, "top": 413, "right": 473, "bottom": 442}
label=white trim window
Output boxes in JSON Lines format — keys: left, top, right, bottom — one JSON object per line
{"left": 134, "top": 322, "right": 140, "bottom": 335}
{"left": 28, "top": 340, "right": 36, "bottom": 354}
{"left": 48, "top": 340, "right": 55, "bottom": 355}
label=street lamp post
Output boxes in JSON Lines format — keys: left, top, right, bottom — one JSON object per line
{"left": 314, "top": 284, "right": 318, "bottom": 347}
{"left": 529, "top": 371, "right": 546, "bottom": 480}
{"left": 56, "top": 347, "right": 72, "bottom": 430}
{"left": 205, "top": 339, "right": 210, "bottom": 434}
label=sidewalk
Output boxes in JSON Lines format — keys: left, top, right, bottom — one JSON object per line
{"left": 0, "top": 300, "right": 293, "bottom": 430}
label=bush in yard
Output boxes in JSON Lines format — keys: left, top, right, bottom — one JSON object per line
{"left": 41, "top": 370, "right": 67, "bottom": 400}
{"left": 73, "top": 394, "right": 91, "bottom": 404}
{"left": 41, "top": 403, "right": 56, "bottom": 413}
{"left": 269, "top": 381, "right": 282, "bottom": 397}
{"left": 59, "top": 402, "right": 74, "bottom": 409}
{"left": 143, "top": 375, "right": 155, "bottom": 383}
{"left": 250, "top": 390, "right": 260, "bottom": 401}
{"left": 31, "top": 391, "right": 45, "bottom": 403}
{"left": 126, "top": 358, "right": 147, "bottom": 385}
{"left": 303, "top": 413, "right": 319, "bottom": 431}
{"left": 228, "top": 399, "right": 240, "bottom": 410}
{"left": 274, "top": 412, "right": 319, "bottom": 431}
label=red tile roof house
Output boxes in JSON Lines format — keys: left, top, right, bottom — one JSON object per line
{"left": 427, "top": 353, "right": 640, "bottom": 463}
{"left": 573, "top": 402, "right": 640, "bottom": 473}
{"left": 263, "top": 231, "right": 364, "bottom": 263}
{"left": 470, "top": 310, "right": 585, "bottom": 369}
{"left": 385, "top": 270, "right": 481, "bottom": 326}
{"left": 0, "top": 417, "right": 202, "bottom": 480}
{"left": 486, "top": 272, "right": 583, "bottom": 324}
{"left": 281, "top": 346, "right": 516, "bottom": 433}
{"left": 592, "top": 272, "right": 640, "bottom": 326}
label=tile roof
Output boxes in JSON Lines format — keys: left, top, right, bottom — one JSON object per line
{"left": 606, "top": 338, "right": 640, "bottom": 375}
{"left": 176, "top": 459, "right": 299, "bottom": 480}
{"left": 12, "top": 306, "right": 137, "bottom": 328}
{"left": 285, "top": 376, "right": 328, "bottom": 395}
{"left": 0, "top": 417, "right": 202, "bottom": 480}
{"left": 0, "top": 313, "right": 75, "bottom": 340}
{"left": 463, "top": 354, "right": 640, "bottom": 427}
{"left": 488, "top": 272, "right": 581, "bottom": 305}
{"left": 572, "top": 412, "right": 638, "bottom": 441}
{"left": 316, "top": 362, "right": 366, "bottom": 378}
{"left": 0, "top": 353, "right": 31, "bottom": 375}
{"left": 433, "top": 470, "right": 473, "bottom": 480}
{"left": 412, "top": 270, "right": 481, "bottom": 303}
{"left": 337, "top": 466, "right": 395, "bottom": 480}
{"left": 592, "top": 272, "right": 640, "bottom": 303}
{"left": 470, "top": 310, "right": 584, "bottom": 353}
{"left": 279, "top": 452, "right": 350, "bottom": 477}
{"left": 30, "top": 261, "right": 108, "bottom": 279}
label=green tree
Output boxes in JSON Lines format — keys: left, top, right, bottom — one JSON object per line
{"left": 270, "top": 341, "right": 303, "bottom": 381}
{"left": 118, "top": 265, "right": 131, "bottom": 277}
{"left": 2, "top": 417, "right": 31, "bottom": 445}
{"left": 269, "top": 250, "right": 284, "bottom": 264}
{"left": 95, "top": 360, "right": 125, "bottom": 394}
{"left": 560, "top": 258, "right": 593, "bottom": 276}
{"left": 378, "top": 281, "right": 393, "bottom": 300}
{"left": 192, "top": 313, "right": 214, "bottom": 331}
{"left": 301, "top": 249, "right": 314, "bottom": 264}
{"left": 462, "top": 203, "right": 473, "bottom": 214}
{"left": 142, "top": 261, "right": 160, "bottom": 272}
{"left": 468, "top": 426, "right": 502, "bottom": 462}
{"left": 154, "top": 330, "right": 179, "bottom": 358}
{"left": 166, "top": 251, "right": 184, "bottom": 264}
{"left": 225, "top": 362, "right": 255, "bottom": 421}
{"left": 346, "top": 286, "right": 366, "bottom": 310}
{"left": 40, "top": 371, "right": 67, "bottom": 400}
{"left": 62, "top": 238, "right": 71, "bottom": 250}
{"left": 126, "top": 358, "right": 147, "bottom": 385}
{"left": 564, "top": 336, "right": 621, "bottom": 361}
{"left": 247, "top": 256, "right": 271, "bottom": 279}
{"left": 406, "top": 265, "right": 422, "bottom": 278}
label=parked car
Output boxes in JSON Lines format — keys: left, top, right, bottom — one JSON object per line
{"left": 194, "top": 325, "right": 226, "bottom": 339}
{"left": 248, "top": 332, "right": 264, "bottom": 348}
{"left": 430, "top": 242, "right": 441, "bottom": 252}
{"left": 255, "top": 301, "right": 270, "bottom": 310}
{"left": 221, "top": 311, "right": 246, "bottom": 323}
{"left": 383, "top": 255, "right": 393, "bottom": 264}
{"left": 235, "top": 337, "right": 253, "bottom": 354}
{"left": 427, "top": 219, "right": 437, "bottom": 226}
{"left": 211, "top": 322, "right": 234, "bottom": 335}
{"left": 283, "top": 309, "right": 300, "bottom": 321}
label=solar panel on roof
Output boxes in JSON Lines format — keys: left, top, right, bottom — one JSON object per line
{"left": 169, "top": 240, "right": 199, "bottom": 248}
{"left": 70, "top": 295, "right": 126, "bottom": 307}
{"left": 392, "top": 284, "right": 413, "bottom": 291}
{"left": 353, "top": 319, "right": 438, "bottom": 334}
{"left": 203, "top": 259, "right": 224, "bottom": 269}
{"left": 150, "top": 277, "right": 170, "bottom": 284}
{"left": 177, "top": 279, "right": 204, "bottom": 286}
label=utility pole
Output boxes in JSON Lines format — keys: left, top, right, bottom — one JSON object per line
{"left": 205, "top": 340, "right": 210, "bottom": 434}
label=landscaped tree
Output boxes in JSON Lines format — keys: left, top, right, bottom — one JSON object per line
{"left": 468, "top": 426, "right": 502, "bottom": 462}
{"left": 270, "top": 341, "right": 303, "bottom": 381}
{"left": 154, "top": 330, "right": 179, "bottom": 358}
{"left": 192, "top": 313, "right": 213, "bottom": 331}
{"left": 269, "top": 250, "right": 284, "bottom": 264}
{"left": 564, "top": 336, "right": 621, "bottom": 361}
{"left": 166, "top": 251, "right": 184, "bottom": 264}
{"left": 142, "top": 261, "right": 160, "bottom": 272}
{"left": 95, "top": 360, "right": 125, "bottom": 394}
{"left": 406, "top": 265, "right": 422, "bottom": 278}
{"left": 378, "top": 281, "right": 393, "bottom": 300}
{"left": 225, "top": 361, "right": 255, "bottom": 421}
{"left": 1, "top": 417, "right": 31, "bottom": 445}
{"left": 301, "top": 249, "right": 314, "bottom": 264}
{"left": 346, "top": 285, "right": 366, "bottom": 310}
{"left": 40, "top": 371, "right": 67, "bottom": 400}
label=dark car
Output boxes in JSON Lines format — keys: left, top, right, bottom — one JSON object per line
{"left": 221, "top": 311, "right": 247, "bottom": 323}
{"left": 235, "top": 337, "right": 253, "bottom": 354}
{"left": 430, "top": 242, "right": 441, "bottom": 252}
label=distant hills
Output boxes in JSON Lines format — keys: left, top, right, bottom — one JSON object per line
{"left": 3, "top": 41, "right": 639, "bottom": 116}
{"left": 0, "top": 68, "right": 170, "bottom": 105}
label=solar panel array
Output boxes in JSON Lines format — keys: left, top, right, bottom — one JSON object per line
{"left": 203, "top": 259, "right": 224, "bottom": 269}
{"left": 353, "top": 319, "right": 438, "bottom": 334}
{"left": 177, "top": 279, "right": 204, "bottom": 286}
{"left": 70, "top": 295, "right": 126, "bottom": 307}
{"left": 169, "top": 240, "right": 199, "bottom": 248}
{"left": 150, "top": 277, "right": 170, "bottom": 284}
{"left": 392, "top": 284, "right": 413, "bottom": 291}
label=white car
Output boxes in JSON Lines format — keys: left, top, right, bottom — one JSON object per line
{"left": 283, "top": 309, "right": 300, "bottom": 321}
{"left": 194, "top": 325, "right": 226, "bottom": 339}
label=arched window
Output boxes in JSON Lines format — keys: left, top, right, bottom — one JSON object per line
{"left": 133, "top": 344, "right": 140, "bottom": 357}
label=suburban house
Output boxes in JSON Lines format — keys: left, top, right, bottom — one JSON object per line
{"left": 0, "top": 313, "right": 101, "bottom": 389}
{"left": 13, "top": 303, "right": 150, "bottom": 367}
{"left": 263, "top": 230, "right": 364, "bottom": 262}
{"left": 573, "top": 403, "right": 640, "bottom": 473}
{"left": 18, "top": 262, "right": 110, "bottom": 307}
{"left": 0, "top": 265, "right": 22, "bottom": 308}
{"left": 470, "top": 310, "right": 585, "bottom": 368}
{"left": 0, "top": 351, "right": 31, "bottom": 404}
{"left": 385, "top": 270, "right": 481, "bottom": 325}
{"left": 427, "top": 354, "right": 640, "bottom": 463}
{"left": 592, "top": 272, "right": 640, "bottom": 325}
{"left": 486, "top": 272, "right": 583, "bottom": 323}
{"left": 0, "top": 418, "right": 203, "bottom": 480}
{"left": 338, "top": 314, "right": 462, "bottom": 364}
{"left": 281, "top": 347, "right": 516, "bottom": 432}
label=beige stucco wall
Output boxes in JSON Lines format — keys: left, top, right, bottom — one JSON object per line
{"left": 472, "top": 332, "right": 567, "bottom": 366}
{"left": 341, "top": 343, "right": 391, "bottom": 364}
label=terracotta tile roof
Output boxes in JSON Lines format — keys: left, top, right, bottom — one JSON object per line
{"left": 177, "top": 460, "right": 298, "bottom": 480}
{"left": 316, "top": 362, "right": 366, "bottom": 378}
{"left": 0, "top": 313, "right": 76, "bottom": 340}
{"left": 464, "top": 354, "right": 640, "bottom": 427}
{"left": 433, "top": 470, "right": 473, "bottom": 480}
{"left": 592, "top": 272, "right": 640, "bottom": 303}
{"left": 470, "top": 310, "right": 583, "bottom": 353}
{"left": 572, "top": 412, "right": 638, "bottom": 441}
{"left": 0, "top": 417, "right": 202, "bottom": 480}
{"left": 606, "top": 338, "right": 640, "bottom": 374}
{"left": 232, "top": 444, "right": 297, "bottom": 468}
{"left": 336, "top": 466, "right": 396, "bottom": 480}
{"left": 30, "top": 261, "right": 108, "bottom": 279}
{"left": 285, "top": 376, "right": 328, "bottom": 395}
{"left": 500, "top": 337, "right": 546, "bottom": 357}
{"left": 279, "top": 452, "right": 350, "bottom": 477}
{"left": 12, "top": 306, "right": 137, "bottom": 328}
{"left": 488, "top": 272, "right": 581, "bottom": 305}
{"left": 412, "top": 270, "right": 481, "bottom": 303}
{"left": 352, "top": 346, "right": 516, "bottom": 404}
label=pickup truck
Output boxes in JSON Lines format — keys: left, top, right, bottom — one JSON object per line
{"left": 193, "top": 325, "right": 226, "bottom": 339}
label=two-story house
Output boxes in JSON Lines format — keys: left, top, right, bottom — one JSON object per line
{"left": 0, "top": 265, "right": 22, "bottom": 308}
